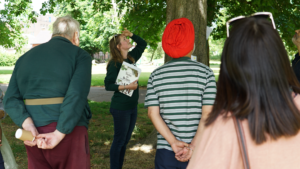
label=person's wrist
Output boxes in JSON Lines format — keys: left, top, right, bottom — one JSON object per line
{"left": 124, "top": 85, "right": 126, "bottom": 90}
{"left": 169, "top": 137, "right": 178, "bottom": 146}
{"left": 54, "top": 129, "right": 66, "bottom": 140}
{"left": 22, "top": 117, "right": 34, "bottom": 128}
{"left": 130, "top": 33, "right": 133, "bottom": 37}
{"left": 189, "top": 143, "right": 195, "bottom": 151}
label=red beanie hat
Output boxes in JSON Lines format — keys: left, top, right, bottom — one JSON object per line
{"left": 162, "top": 18, "right": 195, "bottom": 58}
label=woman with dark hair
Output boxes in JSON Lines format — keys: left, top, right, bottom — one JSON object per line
{"left": 187, "top": 13, "right": 300, "bottom": 169}
{"left": 104, "top": 29, "right": 147, "bottom": 169}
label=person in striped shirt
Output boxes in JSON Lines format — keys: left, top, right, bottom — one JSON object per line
{"left": 145, "top": 18, "right": 217, "bottom": 169}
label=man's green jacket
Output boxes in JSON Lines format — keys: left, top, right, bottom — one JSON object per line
{"left": 3, "top": 36, "right": 92, "bottom": 134}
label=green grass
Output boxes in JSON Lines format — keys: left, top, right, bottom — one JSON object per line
{"left": 0, "top": 73, "right": 151, "bottom": 87}
{"left": 0, "top": 63, "right": 220, "bottom": 85}
{"left": 2, "top": 101, "right": 155, "bottom": 169}
{"left": 91, "top": 73, "right": 151, "bottom": 87}
{"left": 0, "top": 70, "right": 13, "bottom": 74}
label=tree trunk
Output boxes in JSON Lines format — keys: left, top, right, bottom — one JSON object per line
{"left": 150, "top": 48, "right": 157, "bottom": 62}
{"left": 207, "top": 39, "right": 209, "bottom": 65}
{"left": 164, "top": 0, "right": 208, "bottom": 66}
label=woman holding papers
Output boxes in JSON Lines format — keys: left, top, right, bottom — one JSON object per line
{"left": 104, "top": 28, "right": 147, "bottom": 169}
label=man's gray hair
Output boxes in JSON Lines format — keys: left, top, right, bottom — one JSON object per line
{"left": 52, "top": 15, "right": 80, "bottom": 39}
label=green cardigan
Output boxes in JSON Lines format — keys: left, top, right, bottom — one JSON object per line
{"left": 105, "top": 34, "right": 147, "bottom": 110}
{"left": 3, "top": 36, "right": 92, "bottom": 134}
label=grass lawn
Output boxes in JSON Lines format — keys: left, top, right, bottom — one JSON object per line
{"left": 0, "top": 73, "right": 152, "bottom": 87}
{"left": 0, "top": 70, "right": 13, "bottom": 74}
{"left": 0, "top": 73, "right": 219, "bottom": 85}
{"left": 2, "top": 101, "right": 155, "bottom": 169}
{"left": 0, "top": 63, "right": 220, "bottom": 85}
{"left": 91, "top": 73, "right": 151, "bottom": 87}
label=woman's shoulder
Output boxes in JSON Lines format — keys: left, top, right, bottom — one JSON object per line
{"left": 201, "top": 113, "right": 238, "bottom": 143}
{"left": 209, "top": 113, "right": 236, "bottom": 130}
{"left": 107, "top": 60, "right": 122, "bottom": 69}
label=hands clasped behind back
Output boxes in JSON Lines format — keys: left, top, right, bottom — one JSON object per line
{"left": 22, "top": 117, "right": 39, "bottom": 147}
{"left": 22, "top": 117, "right": 66, "bottom": 149}
{"left": 36, "top": 130, "right": 66, "bottom": 149}
{"left": 171, "top": 139, "right": 193, "bottom": 162}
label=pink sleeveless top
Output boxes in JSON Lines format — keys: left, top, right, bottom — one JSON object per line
{"left": 187, "top": 94, "right": 300, "bottom": 169}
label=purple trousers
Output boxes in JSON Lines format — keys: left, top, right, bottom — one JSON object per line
{"left": 25, "top": 122, "right": 90, "bottom": 169}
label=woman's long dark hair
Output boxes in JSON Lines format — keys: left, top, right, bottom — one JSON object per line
{"left": 107, "top": 34, "right": 135, "bottom": 69}
{"left": 206, "top": 17, "right": 300, "bottom": 144}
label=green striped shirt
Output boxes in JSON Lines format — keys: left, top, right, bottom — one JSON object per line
{"left": 144, "top": 57, "right": 217, "bottom": 151}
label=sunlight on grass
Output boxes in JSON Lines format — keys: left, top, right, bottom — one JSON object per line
{"left": 130, "top": 144, "right": 153, "bottom": 153}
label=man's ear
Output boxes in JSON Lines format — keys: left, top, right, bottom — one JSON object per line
{"left": 72, "top": 32, "right": 79, "bottom": 46}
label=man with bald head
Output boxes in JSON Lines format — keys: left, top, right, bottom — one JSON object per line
{"left": 292, "top": 29, "right": 300, "bottom": 82}
{"left": 3, "top": 16, "right": 91, "bottom": 169}
{"left": 145, "top": 18, "right": 216, "bottom": 169}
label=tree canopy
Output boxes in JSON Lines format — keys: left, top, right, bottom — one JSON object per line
{"left": 1, "top": 0, "right": 299, "bottom": 55}
{"left": 52, "top": 0, "right": 119, "bottom": 55}
{"left": 0, "top": 0, "right": 36, "bottom": 51}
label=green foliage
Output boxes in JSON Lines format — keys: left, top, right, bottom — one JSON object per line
{"left": 53, "top": 0, "right": 120, "bottom": 55}
{"left": 210, "top": 0, "right": 300, "bottom": 53}
{"left": 118, "top": 0, "right": 300, "bottom": 56}
{"left": 144, "top": 42, "right": 164, "bottom": 61}
{"left": 0, "top": 1, "right": 35, "bottom": 51}
{"left": 2, "top": 0, "right": 299, "bottom": 57}
{"left": 209, "top": 38, "right": 225, "bottom": 61}
{"left": 0, "top": 52, "right": 20, "bottom": 66}
{"left": 40, "top": 0, "right": 112, "bottom": 15}
{"left": 118, "top": 0, "right": 166, "bottom": 50}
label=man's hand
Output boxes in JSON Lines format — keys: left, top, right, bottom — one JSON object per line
{"left": 22, "top": 117, "right": 39, "bottom": 147}
{"left": 36, "top": 129, "right": 66, "bottom": 149}
{"left": 170, "top": 139, "right": 189, "bottom": 154}
{"left": 175, "top": 144, "right": 195, "bottom": 162}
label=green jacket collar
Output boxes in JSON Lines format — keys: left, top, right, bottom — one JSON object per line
{"left": 51, "top": 36, "right": 72, "bottom": 44}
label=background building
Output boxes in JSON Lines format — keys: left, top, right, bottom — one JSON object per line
{"left": 23, "top": 14, "right": 56, "bottom": 48}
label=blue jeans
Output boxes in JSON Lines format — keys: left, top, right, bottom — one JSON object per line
{"left": 155, "top": 149, "right": 189, "bottom": 169}
{"left": 110, "top": 107, "right": 137, "bottom": 169}
{"left": 0, "top": 152, "right": 4, "bottom": 169}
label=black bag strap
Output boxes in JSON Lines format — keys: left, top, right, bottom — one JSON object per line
{"left": 233, "top": 116, "right": 251, "bottom": 169}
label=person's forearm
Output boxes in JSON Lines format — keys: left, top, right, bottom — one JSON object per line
{"left": 190, "top": 118, "right": 205, "bottom": 148}
{"left": 118, "top": 85, "right": 130, "bottom": 90}
{"left": 131, "top": 34, "right": 147, "bottom": 48}
{"left": 297, "top": 46, "right": 300, "bottom": 54}
{"left": 190, "top": 105, "right": 213, "bottom": 148}
{"left": 148, "top": 107, "right": 177, "bottom": 144}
